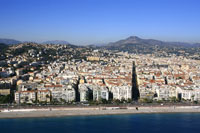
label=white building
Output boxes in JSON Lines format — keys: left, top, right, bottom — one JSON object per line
{"left": 110, "top": 85, "right": 132, "bottom": 100}
{"left": 15, "top": 90, "right": 36, "bottom": 104}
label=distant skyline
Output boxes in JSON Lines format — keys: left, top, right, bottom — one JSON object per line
{"left": 0, "top": 0, "right": 200, "bottom": 45}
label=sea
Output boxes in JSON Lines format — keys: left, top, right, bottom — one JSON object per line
{"left": 0, "top": 113, "right": 200, "bottom": 133}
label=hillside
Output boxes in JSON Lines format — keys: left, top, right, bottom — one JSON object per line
{"left": 101, "top": 36, "right": 200, "bottom": 56}
{"left": 0, "top": 38, "right": 21, "bottom": 45}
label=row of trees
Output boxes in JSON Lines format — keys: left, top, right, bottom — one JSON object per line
{"left": 2, "top": 94, "right": 199, "bottom": 105}
{"left": 0, "top": 94, "right": 12, "bottom": 104}
{"left": 139, "top": 97, "right": 199, "bottom": 104}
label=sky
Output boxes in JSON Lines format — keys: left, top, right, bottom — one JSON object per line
{"left": 0, "top": 0, "right": 200, "bottom": 45}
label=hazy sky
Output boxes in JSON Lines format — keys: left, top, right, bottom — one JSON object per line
{"left": 0, "top": 0, "right": 200, "bottom": 45}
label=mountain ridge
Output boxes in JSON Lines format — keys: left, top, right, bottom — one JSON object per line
{"left": 42, "top": 40, "right": 70, "bottom": 45}
{"left": 0, "top": 38, "right": 21, "bottom": 45}
{"left": 104, "top": 36, "right": 200, "bottom": 48}
{"left": 1, "top": 36, "right": 200, "bottom": 47}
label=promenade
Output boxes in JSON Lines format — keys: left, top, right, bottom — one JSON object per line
{"left": 0, "top": 106, "right": 200, "bottom": 119}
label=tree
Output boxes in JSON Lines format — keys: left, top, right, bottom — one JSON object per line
{"left": 191, "top": 95, "right": 195, "bottom": 102}
{"left": 51, "top": 98, "right": 59, "bottom": 105}
{"left": 0, "top": 95, "right": 11, "bottom": 104}
{"left": 46, "top": 94, "right": 50, "bottom": 102}
{"left": 113, "top": 99, "right": 120, "bottom": 105}
{"left": 127, "top": 98, "right": 132, "bottom": 103}
{"left": 140, "top": 98, "right": 153, "bottom": 103}
{"left": 121, "top": 98, "right": 126, "bottom": 103}
{"left": 193, "top": 101, "right": 198, "bottom": 104}
{"left": 60, "top": 98, "right": 66, "bottom": 104}
{"left": 46, "top": 94, "right": 50, "bottom": 98}
{"left": 25, "top": 96, "right": 29, "bottom": 102}
{"left": 170, "top": 96, "right": 177, "bottom": 103}
{"left": 99, "top": 98, "right": 108, "bottom": 104}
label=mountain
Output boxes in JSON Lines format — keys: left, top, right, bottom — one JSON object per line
{"left": 87, "top": 43, "right": 108, "bottom": 49}
{"left": 89, "top": 43, "right": 108, "bottom": 46}
{"left": 103, "top": 36, "right": 200, "bottom": 53}
{"left": 0, "top": 43, "right": 8, "bottom": 49}
{"left": 42, "top": 40, "right": 71, "bottom": 45}
{"left": 0, "top": 38, "right": 21, "bottom": 45}
{"left": 107, "top": 36, "right": 197, "bottom": 47}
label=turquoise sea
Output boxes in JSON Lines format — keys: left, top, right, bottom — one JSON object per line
{"left": 0, "top": 113, "right": 200, "bottom": 133}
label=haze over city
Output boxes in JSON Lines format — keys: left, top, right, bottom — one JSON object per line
{"left": 0, "top": 0, "right": 200, "bottom": 45}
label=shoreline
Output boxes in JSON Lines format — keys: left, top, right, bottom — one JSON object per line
{"left": 0, "top": 106, "right": 200, "bottom": 119}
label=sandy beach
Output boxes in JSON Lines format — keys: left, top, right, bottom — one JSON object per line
{"left": 0, "top": 106, "right": 200, "bottom": 119}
